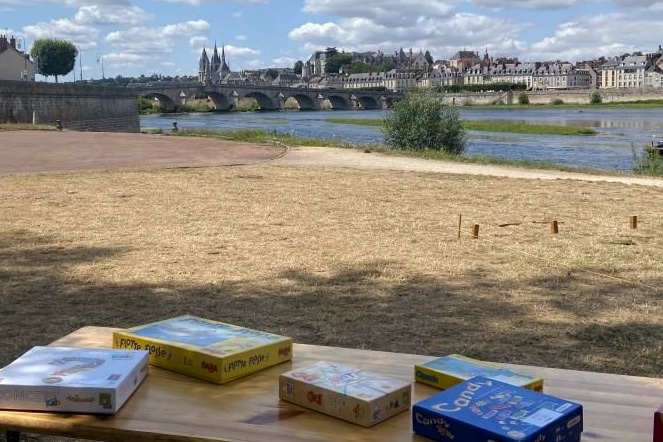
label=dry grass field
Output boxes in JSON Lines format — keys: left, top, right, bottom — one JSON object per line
{"left": 1, "top": 163, "right": 662, "bottom": 385}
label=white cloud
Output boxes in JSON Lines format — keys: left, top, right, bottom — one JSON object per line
{"left": 232, "top": 11, "right": 243, "bottom": 18}
{"left": 23, "top": 19, "right": 99, "bottom": 51}
{"left": 290, "top": 13, "right": 526, "bottom": 60}
{"left": 528, "top": 13, "right": 660, "bottom": 60}
{"left": 74, "top": 5, "right": 150, "bottom": 25}
{"left": 235, "top": 34, "right": 247, "bottom": 41}
{"left": 471, "top": 0, "right": 578, "bottom": 9}
{"left": 302, "top": 0, "right": 457, "bottom": 27}
{"left": 224, "top": 44, "right": 260, "bottom": 57}
{"left": 153, "top": 0, "right": 268, "bottom": 5}
{"left": 272, "top": 56, "right": 297, "bottom": 66}
{"left": 190, "top": 36, "right": 208, "bottom": 47}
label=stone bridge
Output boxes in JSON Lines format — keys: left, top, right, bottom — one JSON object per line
{"left": 128, "top": 82, "right": 401, "bottom": 111}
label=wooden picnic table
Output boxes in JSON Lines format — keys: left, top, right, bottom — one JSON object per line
{"left": 0, "top": 326, "right": 661, "bottom": 441}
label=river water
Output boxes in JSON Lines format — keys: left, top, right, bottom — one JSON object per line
{"left": 141, "top": 108, "right": 663, "bottom": 172}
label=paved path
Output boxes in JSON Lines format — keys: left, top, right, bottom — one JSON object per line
{"left": 0, "top": 131, "right": 285, "bottom": 174}
{"left": 1, "top": 131, "right": 663, "bottom": 188}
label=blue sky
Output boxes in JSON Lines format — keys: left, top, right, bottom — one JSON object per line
{"left": 1, "top": 0, "right": 661, "bottom": 80}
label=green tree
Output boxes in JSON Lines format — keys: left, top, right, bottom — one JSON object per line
{"left": 325, "top": 47, "right": 339, "bottom": 59}
{"left": 264, "top": 68, "right": 279, "bottom": 81}
{"left": 345, "top": 61, "right": 378, "bottom": 74}
{"left": 383, "top": 89, "right": 467, "bottom": 154}
{"left": 424, "top": 50, "right": 434, "bottom": 65}
{"left": 517, "top": 92, "right": 530, "bottom": 105}
{"left": 294, "top": 60, "right": 304, "bottom": 75}
{"left": 379, "top": 60, "right": 395, "bottom": 72}
{"left": 589, "top": 91, "right": 603, "bottom": 105}
{"left": 324, "top": 53, "right": 352, "bottom": 74}
{"left": 30, "top": 38, "right": 78, "bottom": 83}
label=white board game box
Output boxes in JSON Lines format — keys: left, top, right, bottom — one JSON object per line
{"left": 0, "top": 346, "right": 149, "bottom": 414}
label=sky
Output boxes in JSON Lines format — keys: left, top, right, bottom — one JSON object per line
{"left": 1, "top": 0, "right": 662, "bottom": 80}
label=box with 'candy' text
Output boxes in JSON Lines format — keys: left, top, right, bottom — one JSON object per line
{"left": 413, "top": 376, "right": 582, "bottom": 442}
{"left": 415, "top": 354, "right": 543, "bottom": 392}
{"left": 113, "top": 315, "right": 292, "bottom": 384}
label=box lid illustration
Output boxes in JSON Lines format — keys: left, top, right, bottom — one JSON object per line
{"left": 113, "top": 315, "right": 293, "bottom": 383}
{"left": 413, "top": 376, "right": 582, "bottom": 442}
{"left": 0, "top": 346, "right": 149, "bottom": 414}
{"left": 415, "top": 354, "right": 543, "bottom": 392}
{"left": 280, "top": 361, "right": 412, "bottom": 427}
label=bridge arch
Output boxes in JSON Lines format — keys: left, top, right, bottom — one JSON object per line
{"left": 287, "top": 93, "right": 319, "bottom": 110}
{"left": 326, "top": 94, "right": 352, "bottom": 110}
{"left": 356, "top": 96, "right": 380, "bottom": 110}
{"left": 141, "top": 93, "right": 176, "bottom": 112}
{"left": 207, "top": 92, "right": 233, "bottom": 111}
{"left": 242, "top": 92, "right": 278, "bottom": 110}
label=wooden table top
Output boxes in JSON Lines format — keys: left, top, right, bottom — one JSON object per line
{"left": 0, "top": 326, "right": 660, "bottom": 441}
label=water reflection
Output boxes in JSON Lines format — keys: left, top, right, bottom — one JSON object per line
{"left": 141, "top": 108, "right": 663, "bottom": 172}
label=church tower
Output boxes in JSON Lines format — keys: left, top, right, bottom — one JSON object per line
{"left": 198, "top": 47, "right": 210, "bottom": 83}
{"left": 219, "top": 45, "right": 231, "bottom": 77}
{"left": 211, "top": 42, "right": 222, "bottom": 74}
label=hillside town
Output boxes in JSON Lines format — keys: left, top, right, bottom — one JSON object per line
{"left": 2, "top": 33, "right": 662, "bottom": 94}
{"left": 198, "top": 44, "right": 663, "bottom": 93}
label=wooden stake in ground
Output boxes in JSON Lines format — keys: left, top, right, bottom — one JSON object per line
{"left": 471, "top": 224, "right": 480, "bottom": 238}
{"left": 550, "top": 220, "right": 559, "bottom": 234}
{"left": 458, "top": 214, "right": 462, "bottom": 239}
{"left": 629, "top": 216, "right": 638, "bottom": 229}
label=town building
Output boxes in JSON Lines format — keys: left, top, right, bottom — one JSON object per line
{"left": 0, "top": 35, "right": 35, "bottom": 81}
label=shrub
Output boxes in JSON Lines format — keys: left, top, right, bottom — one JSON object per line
{"left": 590, "top": 92, "right": 603, "bottom": 105}
{"left": 517, "top": 92, "right": 530, "bottom": 105}
{"left": 383, "top": 90, "right": 467, "bottom": 155}
{"left": 551, "top": 98, "right": 565, "bottom": 105}
{"left": 633, "top": 143, "right": 663, "bottom": 176}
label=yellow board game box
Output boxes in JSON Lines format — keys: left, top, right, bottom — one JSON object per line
{"left": 113, "top": 315, "right": 292, "bottom": 384}
{"left": 279, "top": 361, "right": 412, "bottom": 427}
{"left": 414, "top": 354, "right": 543, "bottom": 392}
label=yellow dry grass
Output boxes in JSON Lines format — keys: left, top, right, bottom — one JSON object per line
{"left": 1, "top": 165, "right": 662, "bottom": 384}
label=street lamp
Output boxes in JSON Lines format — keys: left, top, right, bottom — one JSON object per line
{"left": 96, "top": 53, "right": 105, "bottom": 81}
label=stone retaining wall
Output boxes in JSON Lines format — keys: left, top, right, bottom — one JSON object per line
{"left": 0, "top": 80, "right": 140, "bottom": 132}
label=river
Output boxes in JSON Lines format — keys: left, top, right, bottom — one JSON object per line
{"left": 140, "top": 108, "right": 663, "bottom": 172}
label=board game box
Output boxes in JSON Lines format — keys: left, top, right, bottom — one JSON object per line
{"left": 655, "top": 404, "right": 663, "bottom": 442}
{"left": 0, "top": 346, "right": 148, "bottom": 414}
{"left": 413, "top": 376, "right": 582, "bottom": 442}
{"left": 415, "top": 354, "right": 544, "bottom": 392}
{"left": 279, "top": 361, "right": 412, "bottom": 427}
{"left": 113, "top": 315, "right": 293, "bottom": 384}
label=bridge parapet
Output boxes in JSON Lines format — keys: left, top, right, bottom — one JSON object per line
{"left": 129, "top": 82, "right": 401, "bottom": 111}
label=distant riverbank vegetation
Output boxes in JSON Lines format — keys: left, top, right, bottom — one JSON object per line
{"left": 328, "top": 118, "right": 597, "bottom": 136}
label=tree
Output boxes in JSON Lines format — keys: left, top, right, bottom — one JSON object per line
{"left": 324, "top": 53, "right": 352, "bottom": 74}
{"left": 30, "top": 38, "right": 78, "bottom": 83}
{"left": 325, "top": 47, "right": 339, "bottom": 59}
{"left": 264, "top": 68, "right": 279, "bottom": 81}
{"left": 589, "top": 91, "right": 603, "bottom": 105}
{"left": 294, "top": 60, "right": 304, "bottom": 75}
{"left": 424, "top": 50, "right": 434, "bottom": 65}
{"left": 517, "top": 92, "right": 530, "bottom": 105}
{"left": 383, "top": 89, "right": 467, "bottom": 154}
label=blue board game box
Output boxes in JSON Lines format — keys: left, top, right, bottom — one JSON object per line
{"left": 413, "top": 376, "right": 582, "bottom": 442}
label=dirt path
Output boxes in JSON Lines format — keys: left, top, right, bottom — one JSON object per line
{"left": 275, "top": 146, "right": 663, "bottom": 188}
{"left": 1, "top": 131, "right": 662, "bottom": 187}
